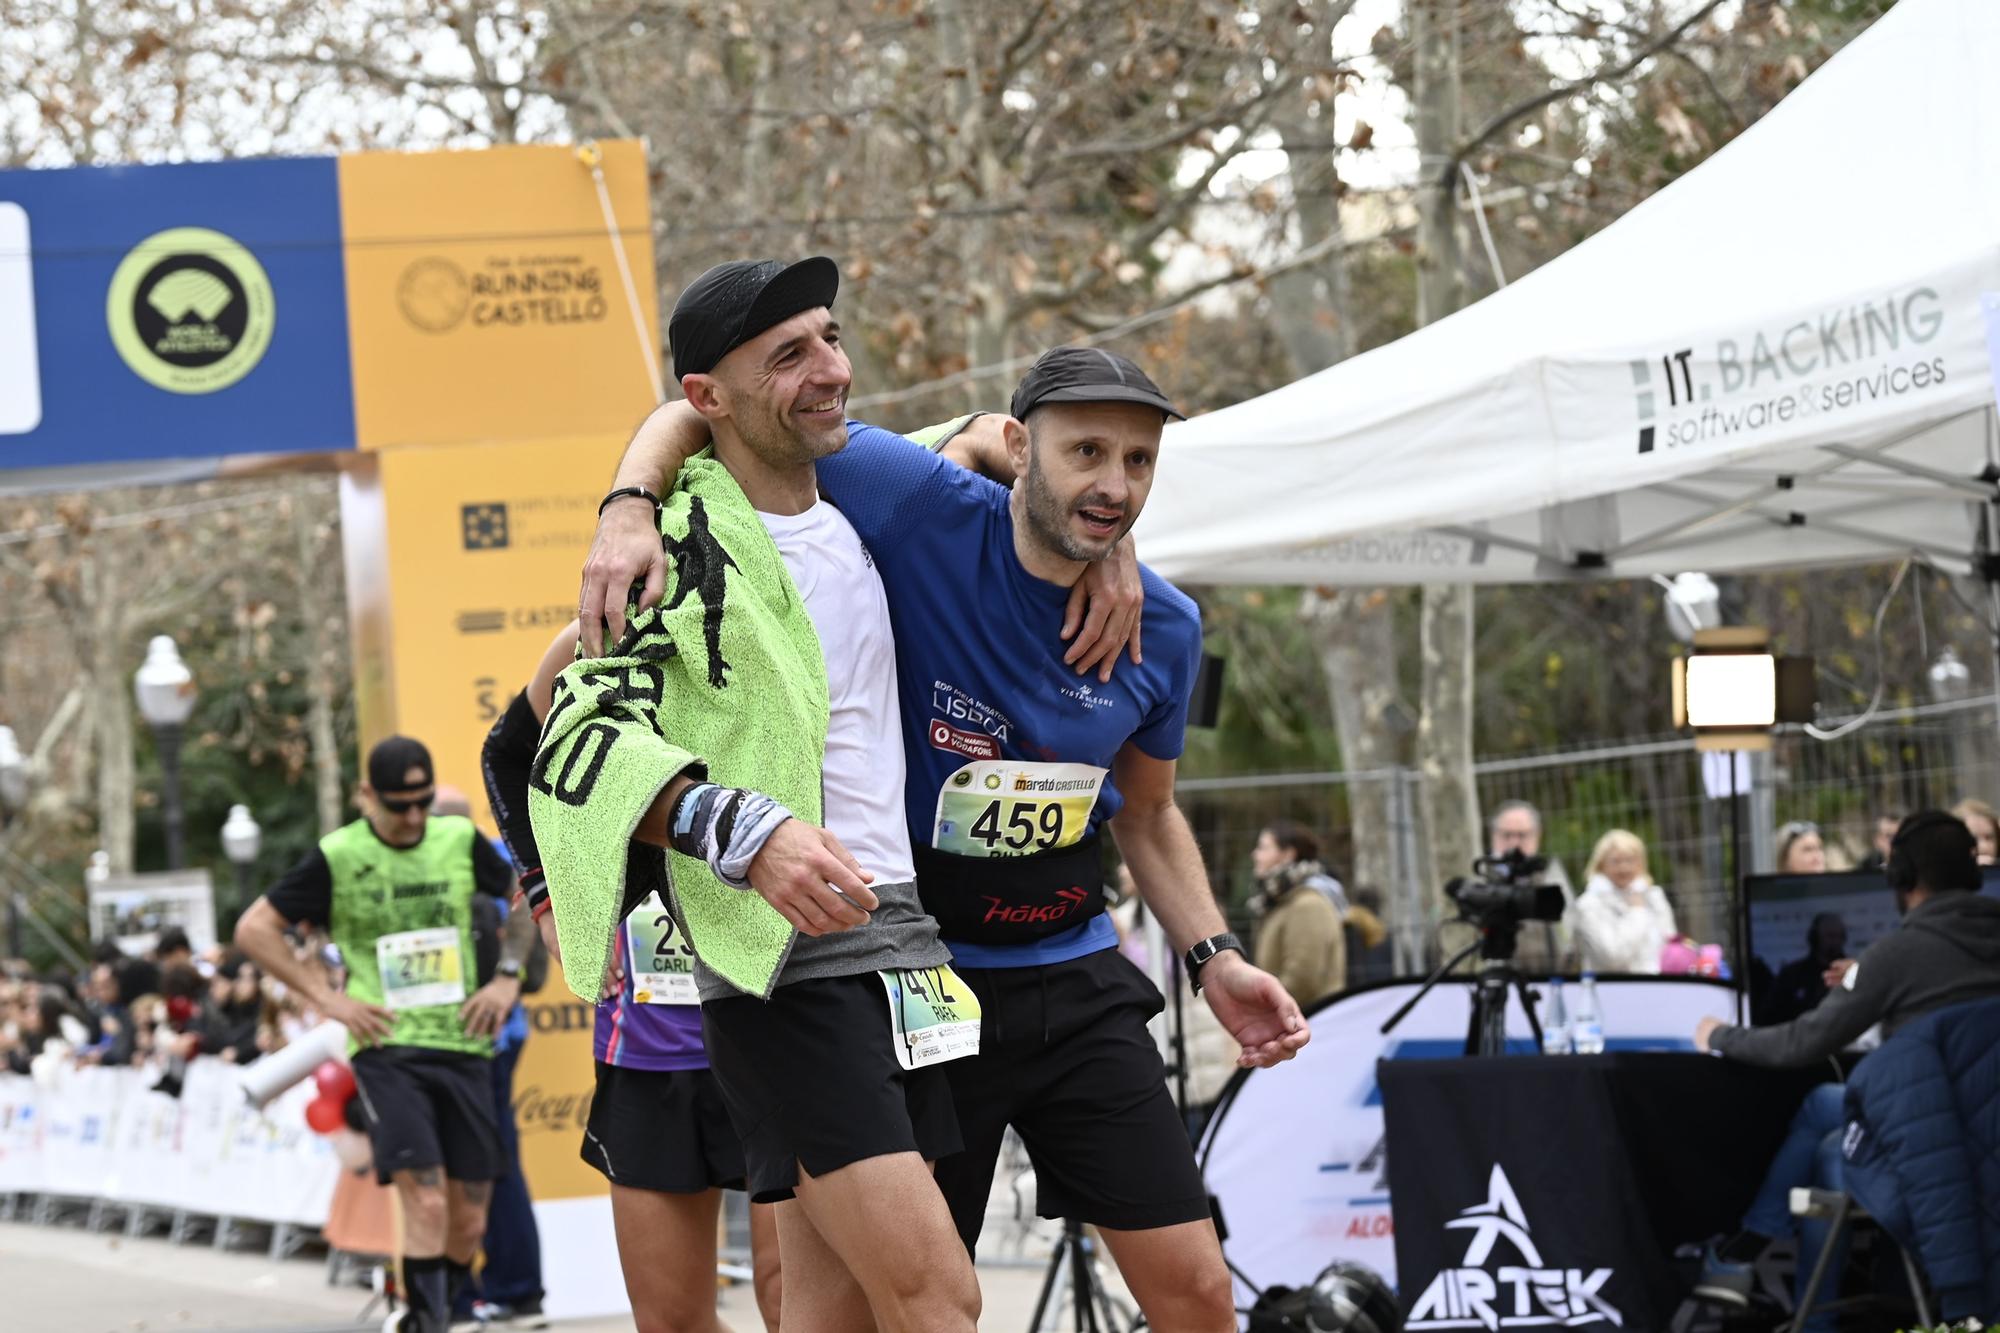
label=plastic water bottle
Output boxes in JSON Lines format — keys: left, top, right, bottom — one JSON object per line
{"left": 1571, "top": 972, "right": 1606, "bottom": 1054}
{"left": 1541, "top": 978, "right": 1572, "bottom": 1055}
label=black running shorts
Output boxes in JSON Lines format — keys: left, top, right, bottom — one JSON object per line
{"left": 931, "top": 947, "right": 1212, "bottom": 1251}
{"left": 349, "top": 1046, "right": 502, "bottom": 1186}
{"left": 581, "top": 1062, "right": 748, "bottom": 1194}
{"left": 701, "top": 972, "right": 962, "bottom": 1203}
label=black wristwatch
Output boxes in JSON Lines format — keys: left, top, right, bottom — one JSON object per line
{"left": 496, "top": 958, "right": 523, "bottom": 981}
{"left": 1184, "top": 933, "right": 1244, "bottom": 994}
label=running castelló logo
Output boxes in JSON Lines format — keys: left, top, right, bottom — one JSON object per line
{"left": 1405, "top": 1165, "right": 1623, "bottom": 1331}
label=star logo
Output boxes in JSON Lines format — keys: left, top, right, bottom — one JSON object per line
{"left": 461, "top": 503, "right": 510, "bottom": 551}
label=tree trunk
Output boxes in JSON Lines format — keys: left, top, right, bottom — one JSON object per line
{"left": 936, "top": 0, "right": 1011, "bottom": 413}
{"left": 1412, "top": 0, "right": 1479, "bottom": 935}
{"left": 291, "top": 482, "right": 345, "bottom": 835}
{"left": 1300, "top": 589, "right": 1404, "bottom": 900}
{"left": 83, "top": 548, "right": 136, "bottom": 873}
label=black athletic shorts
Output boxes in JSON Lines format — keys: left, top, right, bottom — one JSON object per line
{"left": 931, "top": 947, "right": 1212, "bottom": 1251}
{"left": 349, "top": 1046, "right": 502, "bottom": 1186}
{"left": 581, "top": 1062, "right": 747, "bottom": 1194}
{"left": 701, "top": 972, "right": 962, "bottom": 1204}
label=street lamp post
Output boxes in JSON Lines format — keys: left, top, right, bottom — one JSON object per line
{"left": 133, "top": 635, "right": 198, "bottom": 871}
{"left": 0, "top": 725, "right": 27, "bottom": 959}
{"left": 219, "top": 804, "right": 261, "bottom": 920}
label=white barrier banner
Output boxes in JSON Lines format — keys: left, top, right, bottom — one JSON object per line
{"left": 1196, "top": 975, "right": 1737, "bottom": 1301}
{"left": 0, "top": 1058, "right": 338, "bottom": 1224}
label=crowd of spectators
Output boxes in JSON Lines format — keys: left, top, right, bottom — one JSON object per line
{"left": 0, "top": 924, "right": 341, "bottom": 1084}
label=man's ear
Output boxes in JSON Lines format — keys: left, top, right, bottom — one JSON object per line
{"left": 1003, "top": 415, "right": 1030, "bottom": 480}
{"left": 681, "top": 373, "right": 728, "bottom": 422}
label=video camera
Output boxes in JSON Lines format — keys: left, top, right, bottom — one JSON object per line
{"left": 1446, "top": 850, "right": 1566, "bottom": 959}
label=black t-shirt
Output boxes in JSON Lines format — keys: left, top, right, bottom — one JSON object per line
{"left": 265, "top": 822, "right": 514, "bottom": 927}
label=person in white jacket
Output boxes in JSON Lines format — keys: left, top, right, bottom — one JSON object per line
{"left": 1569, "top": 829, "right": 1677, "bottom": 974}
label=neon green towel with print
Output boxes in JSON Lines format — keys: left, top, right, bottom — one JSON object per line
{"left": 530, "top": 453, "right": 828, "bottom": 1002}
{"left": 320, "top": 815, "right": 488, "bottom": 1056}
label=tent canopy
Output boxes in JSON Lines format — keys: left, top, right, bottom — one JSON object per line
{"left": 1135, "top": 0, "right": 2000, "bottom": 587}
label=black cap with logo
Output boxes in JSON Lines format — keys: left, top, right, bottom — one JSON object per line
{"left": 669, "top": 257, "right": 841, "bottom": 380}
{"left": 367, "top": 735, "right": 434, "bottom": 795}
{"left": 1009, "top": 346, "right": 1184, "bottom": 424}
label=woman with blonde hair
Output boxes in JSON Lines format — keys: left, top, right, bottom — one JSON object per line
{"left": 1568, "top": 829, "right": 1678, "bottom": 974}
{"left": 1951, "top": 798, "right": 1998, "bottom": 865}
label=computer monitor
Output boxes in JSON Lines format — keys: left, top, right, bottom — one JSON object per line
{"left": 1742, "top": 866, "right": 2000, "bottom": 996}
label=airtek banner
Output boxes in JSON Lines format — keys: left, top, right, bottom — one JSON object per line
{"left": 1197, "top": 978, "right": 1735, "bottom": 1306}
{"left": 0, "top": 142, "right": 658, "bottom": 471}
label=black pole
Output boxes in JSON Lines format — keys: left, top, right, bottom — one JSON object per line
{"left": 1729, "top": 749, "right": 1747, "bottom": 1027}
{"left": 1, "top": 808, "right": 17, "bottom": 959}
{"left": 156, "top": 723, "right": 185, "bottom": 872}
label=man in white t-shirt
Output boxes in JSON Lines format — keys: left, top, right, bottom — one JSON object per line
{"left": 573, "top": 258, "right": 977, "bottom": 1333}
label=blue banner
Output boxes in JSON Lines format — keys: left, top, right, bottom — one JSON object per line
{"left": 0, "top": 157, "right": 356, "bottom": 469}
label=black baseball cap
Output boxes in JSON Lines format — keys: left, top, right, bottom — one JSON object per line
{"left": 1009, "top": 346, "right": 1184, "bottom": 423}
{"left": 367, "top": 735, "right": 434, "bottom": 795}
{"left": 669, "top": 257, "right": 841, "bottom": 379}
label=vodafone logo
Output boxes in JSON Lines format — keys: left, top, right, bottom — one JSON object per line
{"left": 929, "top": 719, "right": 999, "bottom": 761}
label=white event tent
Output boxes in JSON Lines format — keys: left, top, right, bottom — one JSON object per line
{"left": 1136, "top": 0, "right": 2000, "bottom": 598}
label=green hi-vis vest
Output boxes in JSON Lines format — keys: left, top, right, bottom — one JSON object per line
{"left": 320, "top": 814, "right": 488, "bottom": 1057}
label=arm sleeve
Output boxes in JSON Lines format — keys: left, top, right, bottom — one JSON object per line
{"left": 1129, "top": 583, "right": 1203, "bottom": 761}
{"left": 1711, "top": 941, "right": 1895, "bottom": 1066}
{"left": 263, "top": 850, "right": 334, "bottom": 927}
{"left": 481, "top": 690, "right": 542, "bottom": 883}
{"left": 815, "top": 421, "right": 1004, "bottom": 555}
{"left": 472, "top": 836, "right": 515, "bottom": 898}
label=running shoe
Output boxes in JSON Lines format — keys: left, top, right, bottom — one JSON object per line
{"left": 468, "top": 1299, "right": 549, "bottom": 1330}
{"left": 1690, "top": 1235, "right": 1761, "bottom": 1308}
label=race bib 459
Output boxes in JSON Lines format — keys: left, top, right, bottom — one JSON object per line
{"left": 933, "top": 761, "right": 1105, "bottom": 859}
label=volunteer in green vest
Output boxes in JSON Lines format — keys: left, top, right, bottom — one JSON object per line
{"left": 235, "top": 735, "right": 535, "bottom": 1333}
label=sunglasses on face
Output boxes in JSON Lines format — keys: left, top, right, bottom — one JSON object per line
{"left": 379, "top": 791, "right": 436, "bottom": 815}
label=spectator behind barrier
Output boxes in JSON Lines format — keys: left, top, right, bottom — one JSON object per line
{"left": 1249, "top": 822, "right": 1346, "bottom": 1007}
{"left": 1774, "top": 821, "right": 1828, "bottom": 874}
{"left": 1951, "top": 798, "right": 1998, "bottom": 866}
{"left": 1344, "top": 886, "right": 1394, "bottom": 988}
{"left": 1489, "top": 800, "right": 1575, "bottom": 972}
{"left": 1692, "top": 811, "right": 2000, "bottom": 1322}
{"left": 1858, "top": 811, "right": 1902, "bottom": 874}
{"left": 1568, "top": 829, "right": 1677, "bottom": 974}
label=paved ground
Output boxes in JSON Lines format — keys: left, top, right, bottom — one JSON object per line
{"left": 0, "top": 1219, "right": 1129, "bottom": 1332}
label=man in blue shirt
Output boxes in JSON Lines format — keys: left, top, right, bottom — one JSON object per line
{"left": 582, "top": 279, "right": 1311, "bottom": 1331}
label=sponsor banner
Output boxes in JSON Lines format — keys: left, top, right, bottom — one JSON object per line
{"left": 0, "top": 156, "right": 354, "bottom": 467}
{"left": 337, "top": 141, "right": 659, "bottom": 451}
{"left": 0, "top": 142, "right": 657, "bottom": 472}
{"left": 512, "top": 956, "right": 606, "bottom": 1203}
{"left": 351, "top": 432, "right": 625, "bottom": 827}
{"left": 1198, "top": 978, "right": 1734, "bottom": 1302}
{"left": 87, "top": 869, "right": 219, "bottom": 957}
{"left": 0, "top": 1058, "right": 337, "bottom": 1223}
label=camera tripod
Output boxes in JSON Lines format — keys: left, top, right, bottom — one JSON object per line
{"left": 1381, "top": 927, "right": 1546, "bottom": 1058}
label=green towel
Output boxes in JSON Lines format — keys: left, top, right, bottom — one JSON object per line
{"left": 529, "top": 453, "right": 829, "bottom": 1001}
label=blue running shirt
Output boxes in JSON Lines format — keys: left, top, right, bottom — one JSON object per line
{"left": 815, "top": 422, "right": 1203, "bottom": 967}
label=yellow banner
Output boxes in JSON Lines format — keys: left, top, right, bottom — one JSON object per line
{"left": 515, "top": 958, "right": 603, "bottom": 1202}
{"left": 338, "top": 140, "right": 660, "bottom": 452}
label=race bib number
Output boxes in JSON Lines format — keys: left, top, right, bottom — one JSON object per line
{"left": 626, "top": 892, "right": 699, "bottom": 1006}
{"left": 375, "top": 927, "right": 466, "bottom": 1010}
{"left": 932, "top": 761, "right": 1106, "bottom": 859}
{"left": 880, "top": 965, "right": 982, "bottom": 1071}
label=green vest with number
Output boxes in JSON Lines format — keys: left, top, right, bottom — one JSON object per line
{"left": 321, "top": 815, "right": 488, "bottom": 1057}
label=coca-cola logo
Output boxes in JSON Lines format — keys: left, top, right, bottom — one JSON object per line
{"left": 512, "top": 1082, "right": 593, "bottom": 1136}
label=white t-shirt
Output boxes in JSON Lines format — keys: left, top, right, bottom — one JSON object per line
{"left": 758, "top": 500, "right": 916, "bottom": 884}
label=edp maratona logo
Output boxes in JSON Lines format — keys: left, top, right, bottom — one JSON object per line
{"left": 1405, "top": 1164, "right": 1623, "bottom": 1331}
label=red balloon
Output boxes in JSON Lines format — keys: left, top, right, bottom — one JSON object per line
{"left": 313, "top": 1060, "right": 356, "bottom": 1104}
{"left": 304, "top": 1095, "right": 345, "bottom": 1135}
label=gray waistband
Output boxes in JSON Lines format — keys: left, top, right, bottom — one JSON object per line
{"left": 694, "top": 878, "right": 949, "bottom": 1001}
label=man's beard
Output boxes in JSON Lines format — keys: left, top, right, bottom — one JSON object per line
{"left": 1023, "top": 448, "right": 1123, "bottom": 563}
